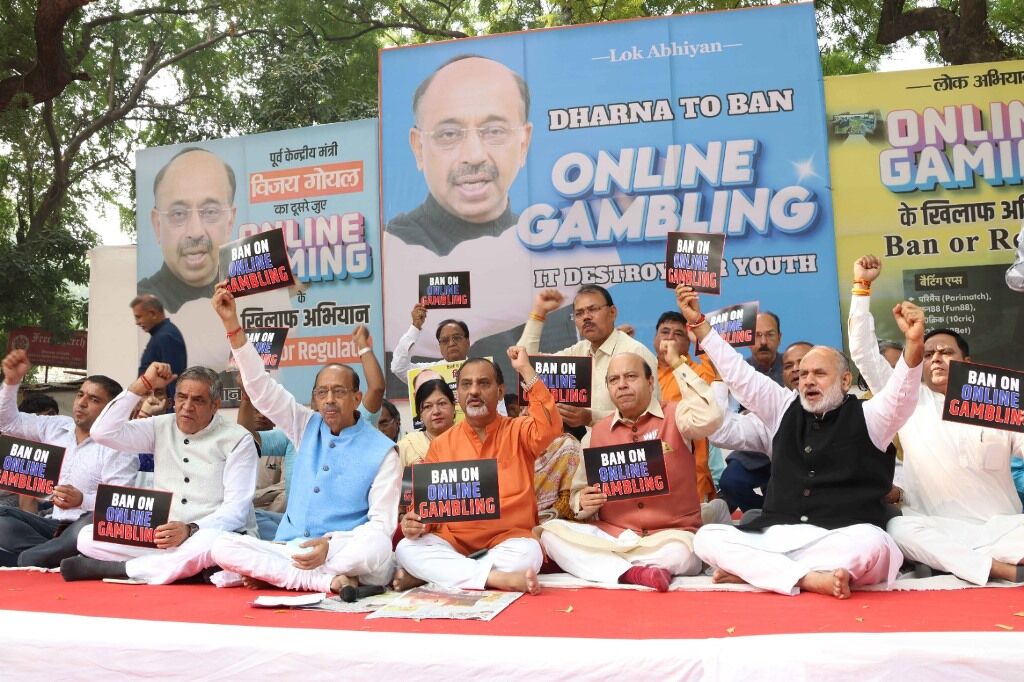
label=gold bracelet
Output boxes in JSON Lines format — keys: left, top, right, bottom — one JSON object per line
{"left": 851, "top": 287, "right": 871, "bottom": 297}
{"left": 529, "top": 312, "right": 546, "bottom": 322}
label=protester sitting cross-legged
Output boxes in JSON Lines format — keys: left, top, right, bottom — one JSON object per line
{"left": 0, "top": 350, "right": 138, "bottom": 568}
{"left": 540, "top": 350, "right": 722, "bottom": 591}
{"left": 207, "top": 283, "right": 399, "bottom": 594}
{"left": 677, "top": 284, "right": 926, "bottom": 598}
{"left": 394, "top": 348, "right": 562, "bottom": 594}
{"left": 62, "top": 362, "right": 258, "bottom": 583}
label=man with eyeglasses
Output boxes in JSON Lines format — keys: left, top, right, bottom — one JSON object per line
{"left": 61, "top": 362, "right": 259, "bottom": 583}
{"left": 205, "top": 284, "right": 399, "bottom": 594}
{"left": 131, "top": 294, "right": 186, "bottom": 410}
{"left": 390, "top": 307, "right": 471, "bottom": 385}
{"left": 387, "top": 55, "right": 532, "bottom": 256}
{"left": 518, "top": 285, "right": 660, "bottom": 430}
{"left": 849, "top": 254, "right": 1024, "bottom": 585}
{"left": 139, "top": 147, "right": 237, "bottom": 314}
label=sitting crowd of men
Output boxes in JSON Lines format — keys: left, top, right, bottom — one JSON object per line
{"left": 1, "top": 252, "right": 1021, "bottom": 598}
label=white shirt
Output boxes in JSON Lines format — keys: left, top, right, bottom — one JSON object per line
{"left": 700, "top": 328, "right": 921, "bottom": 452}
{"left": 91, "top": 390, "right": 257, "bottom": 532}
{"left": 232, "top": 341, "right": 400, "bottom": 550}
{"left": 0, "top": 383, "right": 138, "bottom": 521}
{"left": 517, "top": 324, "right": 660, "bottom": 426}
{"left": 848, "top": 294, "right": 1024, "bottom": 520}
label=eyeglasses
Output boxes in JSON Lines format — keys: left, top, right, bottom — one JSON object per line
{"left": 420, "top": 125, "right": 522, "bottom": 151}
{"left": 572, "top": 304, "right": 610, "bottom": 320}
{"left": 156, "top": 206, "right": 229, "bottom": 228}
{"left": 438, "top": 333, "right": 466, "bottom": 346}
{"left": 313, "top": 386, "right": 355, "bottom": 400}
{"left": 754, "top": 331, "right": 779, "bottom": 341}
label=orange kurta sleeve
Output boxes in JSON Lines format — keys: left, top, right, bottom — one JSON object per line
{"left": 425, "top": 381, "right": 562, "bottom": 554}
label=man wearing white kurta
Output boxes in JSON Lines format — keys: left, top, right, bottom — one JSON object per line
{"left": 540, "top": 352, "right": 722, "bottom": 591}
{"left": 0, "top": 351, "right": 138, "bottom": 568}
{"left": 675, "top": 285, "right": 925, "bottom": 598}
{"left": 208, "top": 283, "right": 399, "bottom": 593}
{"left": 849, "top": 254, "right": 1024, "bottom": 585}
{"left": 62, "top": 363, "right": 258, "bottom": 584}
{"left": 518, "top": 285, "right": 660, "bottom": 431}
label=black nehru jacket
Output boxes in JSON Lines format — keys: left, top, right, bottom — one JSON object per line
{"left": 742, "top": 395, "right": 896, "bottom": 532}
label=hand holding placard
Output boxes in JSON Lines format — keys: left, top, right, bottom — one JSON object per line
{"left": 52, "top": 484, "right": 83, "bottom": 509}
{"left": 401, "top": 510, "right": 431, "bottom": 539}
{"left": 578, "top": 484, "right": 608, "bottom": 517}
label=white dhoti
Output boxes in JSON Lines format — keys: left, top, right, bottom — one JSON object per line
{"left": 693, "top": 523, "right": 902, "bottom": 595}
{"left": 395, "top": 534, "right": 541, "bottom": 590}
{"left": 540, "top": 519, "right": 701, "bottom": 584}
{"left": 887, "top": 513, "right": 1024, "bottom": 586}
{"left": 76, "top": 524, "right": 221, "bottom": 585}
{"left": 210, "top": 531, "right": 393, "bottom": 592}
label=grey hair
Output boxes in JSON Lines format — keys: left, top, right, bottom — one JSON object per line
{"left": 878, "top": 339, "right": 904, "bottom": 354}
{"left": 177, "top": 366, "right": 223, "bottom": 402}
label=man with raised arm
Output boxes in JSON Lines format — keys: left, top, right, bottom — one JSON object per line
{"left": 62, "top": 362, "right": 258, "bottom": 583}
{"left": 540, "top": 351, "right": 722, "bottom": 591}
{"left": 208, "top": 284, "right": 399, "bottom": 593}
{"left": 678, "top": 284, "right": 925, "bottom": 598}
{"left": 0, "top": 351, "right": 137, "bottom": 567}
{"left": 390, "top": 304, "right": 471, "bottom": 383}
{"left": 395, "top": 348, "right": 561, "bottom": 594}
{"left": 850, "top": 254, "right": 1024, "bottom": 584}
{"left": 518, "top": 285, "right": 659, "bottom": 430}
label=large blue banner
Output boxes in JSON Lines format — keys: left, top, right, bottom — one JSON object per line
{"left": 380, "top": 3, "right": 839, "bottom": 382}
{"left": 136, "top": 119, "right": 382, "bottom": 402}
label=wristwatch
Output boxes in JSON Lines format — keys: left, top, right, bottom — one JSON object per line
{"left": 187, "top": 522, "right": 200, "bottom": 538}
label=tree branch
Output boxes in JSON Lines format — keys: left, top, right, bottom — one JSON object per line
{"left": 0, "top": 0, "right": 95, "bottom": 112}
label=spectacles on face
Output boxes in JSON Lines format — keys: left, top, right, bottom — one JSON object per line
{"left": 156, "top": 206, "right": 229, "bottom": 228}
{"left": 313, "top": 385, "right": 355, "bottom": 400}
{"left": 438, "top": 333, "right": 466, "bottom": 346}
{"left": 420, "top": 125, "right": 522, "bottom": 151}
{"left": 754, "top": 331, "right": 779, "bottom": 341}
{"left": 573, "top": 304, "right": 610, "bottom": 320}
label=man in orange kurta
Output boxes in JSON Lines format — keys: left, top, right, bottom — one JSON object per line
{"left": 396, "top": 347, "right": 562, "bottom": 594}
{"left": 540, "top": 352, "right": 722, "bottom": 591}
{"left": 653, "top": 311, "right": 719, "bottom": 503}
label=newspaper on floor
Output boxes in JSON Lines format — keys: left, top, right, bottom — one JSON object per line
{"left": 300, "top": 590, "right": 402, "bottom": 614}
{"left": 365, "top": 584, "right": 523, "bottom": 621}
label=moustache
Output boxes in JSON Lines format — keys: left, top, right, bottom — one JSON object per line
{"left": 448, "top": 162, "right": 499, "bottom": 185}
{"left": 756, "top": 344, "right": 770, "bottom": 353}
{"left": 177, "top": 235, "right": 213, "bottom": 257}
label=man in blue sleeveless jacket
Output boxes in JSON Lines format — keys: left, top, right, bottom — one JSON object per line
{"left": 209, "top": 283, "right": 399, "bottom": 593}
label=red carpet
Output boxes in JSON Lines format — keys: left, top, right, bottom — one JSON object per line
{"left": 3, "top": 571, "right": 1023, "bottom": 639}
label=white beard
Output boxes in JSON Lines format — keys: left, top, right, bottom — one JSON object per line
{"left": 464, "top": 404, "right": 491, "bottom": 418}
{"left": 799, "top": 380, "right": 845, "bottom": 415}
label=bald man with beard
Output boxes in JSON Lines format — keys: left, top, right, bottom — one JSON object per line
{"left": 675, "top": 285, "right": 925, "bottom": 598}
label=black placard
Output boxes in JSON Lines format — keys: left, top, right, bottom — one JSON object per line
{"left": 219, "top": 228, "right": 294, "bottom": 298}
{"left": 583, "top": 439, "right": 669, "bottom": 501}
{"left": 518, "top": 355, "right": 593, "bottom": 407}
{"left": 418, "top": 271, "right": 471, "bottom": 309}
{"left": 244, "top": 327, "right": 289, "bottom": 370}
{"left": 412, "top": 459, "right": 500, "bottom": 522}
{"left": 701, "top": 300, "right": 759, "bottom": 349}
{"left": 664, "top": 232, "right": 724, "bottom": 294}
{"left": 0, "top": 435, "right": 64, "bottom": 498}
{"left": 942, "top": 360, "right": 1024, "bottom": 433}
{"left": 92, "top": 484, "right": 173, "bottom": 548}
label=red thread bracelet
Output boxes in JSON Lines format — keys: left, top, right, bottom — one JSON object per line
{"left": 686, "top": 314, "right": 706, "bottom": 329}
{"left": 226, "top": 327, "right": 242, "bottom": 338}
{"left": 139, "top": 375, "right": 153, "bottom": 392}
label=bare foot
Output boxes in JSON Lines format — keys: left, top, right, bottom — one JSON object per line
{"left": 798, "top": 568, "right": 851, "bottom": 599}
{"left": 989, "top": 560, "right": 1024, "bottom": 583}
{"left": 711, "top": 568, "right": 747, "bottom": 585}
{"left": 242, "top": 576, "right": 273, "bottom": 590}
{"left": 391, "top": 568, "right": 426, "bottom": 592}
{"left": 486, "top": 568, "right": 541, "bottom": 595}
{"left": 329, "top": 574, "right": 358, "bottom": 594}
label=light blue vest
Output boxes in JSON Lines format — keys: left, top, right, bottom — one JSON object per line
{"left": 274, "top": 413, "right": 392, "bottom": 542}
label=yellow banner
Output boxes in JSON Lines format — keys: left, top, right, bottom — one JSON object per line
{"left": 826, "top": 60, "right": 1024, "bottom": 367}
